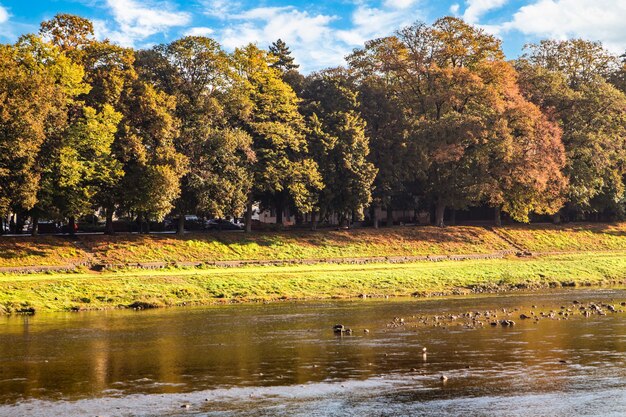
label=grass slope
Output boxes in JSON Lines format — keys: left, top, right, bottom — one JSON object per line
{"left": 498, "top": 223, "right": 626, "bottom": 252}
{"left": 0, "top": 236, "right": 89, "bottom": 268}
{"left": 0, "top": 226, "right": 512, "bottom": 268}
{"left": 2, "top": 252, "right": 625, "bottom": 313}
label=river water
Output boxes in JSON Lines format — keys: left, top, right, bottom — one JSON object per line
{"left": 0, "top": 289, "right": 625, "bottom": 416}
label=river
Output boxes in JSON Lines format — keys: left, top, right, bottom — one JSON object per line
{"left": 0, "top": 289, "right": 625, "bottom": 416}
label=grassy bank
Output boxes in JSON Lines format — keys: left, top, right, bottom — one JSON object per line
{"left": 3, "top": 223, "right": 626, "bottom": 269}
{"left": 1, "top": 226, "right": 512, "bottom": 268}
{"left": 1, "top": 252, "right": 625, "bottom": 313}
{"left": 498, "top": 222, "right": 626, "bottom": 252}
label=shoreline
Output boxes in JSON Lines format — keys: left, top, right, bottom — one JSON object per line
{"left": 2, "top": 251, "right": 626, "bottom": 315}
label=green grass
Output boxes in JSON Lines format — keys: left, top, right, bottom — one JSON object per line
{"left": 80, "top": 226, "right": 511, "bottom": 265}
{"left": 2, "top": 252, "right": 625, "bottom": 313}
{"left": 498, "top": 223, "right": 626, "bottom": 252}
{"left": 3, "top": 224, "right": 626, "bottom": 269}
{"left": 0, "top": 236, "right": 89, "bottom": 268}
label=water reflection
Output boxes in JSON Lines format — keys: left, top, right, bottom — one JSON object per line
{"left": 0, "top": 289, "right": 624, "bottom": 416}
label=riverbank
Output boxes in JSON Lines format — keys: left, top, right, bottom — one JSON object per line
{"left": 1, "top": 251, "right": 625, "bottom": 314}
{"left": 2, "top": 222, "right": 626, "bottom": 271}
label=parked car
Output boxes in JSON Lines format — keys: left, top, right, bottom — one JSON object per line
{"left": 205, "top": 219, "right": 244, "bottom": 231}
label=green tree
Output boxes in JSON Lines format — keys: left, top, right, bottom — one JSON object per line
{"left": 231, "top": 44, "right": 322, "bottom": 231}
{"left": 301, "top": 70, "right": 377, "bottom": 226}
{"left": 136, "top": 36, "right": 254, "bottom": 233}
{"left": 2, "top": 34, "right": 90, "bottom": 234}
{"left": 116, "top": 80, "right": 187, "bottom": 230}
{"left": 356, "top": 74, "right": 413, "bottom": 227}
{"left": 269, "top": 39, "right": 299, "bottom": 72}
{"left": 517, "top": 41, "right": 626, "bottom": 220}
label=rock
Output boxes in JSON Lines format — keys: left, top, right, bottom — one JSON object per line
{"left": 364, "top": 329, "right": 370, "bottom": 333}
{"left": 422, "top": 347, "right": 427, "bottom": 353}
{"left": 181, "top": 404, "right": 190, "bottom": 409}
{"left": 607, "top": 305, "right": 616, "bottom": 312}
{"left": 519, "top": 314, "right": 531, "bottom": 319}
{"left": 333, "top": 324, "right": 345, "bottom": 333}
{"left": 440, "top": 375, "right": 448, "bottom": 381}
{"left": 490, "top": 322, "right": 498, "bottom": 326}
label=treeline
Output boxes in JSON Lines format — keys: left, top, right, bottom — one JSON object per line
{"left": 1, "top": 15, "right": 626, "bottom": 234}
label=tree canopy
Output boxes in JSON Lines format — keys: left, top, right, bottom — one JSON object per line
{"left": 2, "top": 13, "right": 626, "bottom": 234}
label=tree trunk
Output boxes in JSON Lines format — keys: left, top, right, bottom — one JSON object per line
{"left": 105, "top": 208, "right": 114, "bottom": 235}
{"left": 68, "top": 216, "right": 76, "bottom": 236}
{"left": 552, "top": 211, "right": 561, "bottom": 225}
{"left": 450, "top": 209, "right": 457, "bottom": 226}
{"left": 145, "top": 216, "right": 151, "bottom": 234}
{"left": 435, "top": 201, "right": 445, "bottom": 228}
{"left": 386, "top": 206, "right": 393, "bottom": 227}
{"left": 372, "top": 204, "right": 379, "bottom": 229}
{"left": 494, "top": 206, "right": 502, "bottom": 227}
{"left": 177, "top": 210, "right": 185, "bottom": 235}
{"left": 311, "top": 211, "right": 318, "bottom": 231}
{"left": 275, "top": 204, "right": 283, "bottom": 226}
{"left": 31, "top": 214, "right": 39, "bottom": 236}
{"left": 245, "top": 197, "right": 253, "bottom": 233}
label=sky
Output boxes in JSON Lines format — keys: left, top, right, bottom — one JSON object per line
{"left": 0, "top": 0, "right": 625, "bottom": 73}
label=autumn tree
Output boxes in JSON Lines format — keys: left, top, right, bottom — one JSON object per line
{"left": 478, "top": 62, "right": 567, "bottom": 224}
{"left": 349, "top": 18, "right": 500, "bottom": 226}
{"left": 301, "top": 70, "right": 377, "bottom": 226}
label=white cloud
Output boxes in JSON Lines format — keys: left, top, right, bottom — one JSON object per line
{"left": 183, "top": 26, "right": 214, "bottom": 37}
{"left": 383, "top": 0, "right": 419, "bottom": 9}
{"left": 201, "top": 0, "right": 240, "bottom": 18}
{"left": 216, "top": 6, "right": 339, "bottom": 71}
{"left": 0, "top": 4, "right": 9, "bottom": 24}
{"left": 501, "top": 0, "right": 626, "bottom": 54}
{"left": 98, "top": 0, "right": 191, "bottom": 46}
{"left": 463, "top": 0, "right": 508, "bottom": 23}
{"left": 450, "top": 3, "right": 460, "bottom": 14}
{"left": 206, "top": 2, "right": 426, "bottom": 73}
{"left": 336, "top": 3, "right": 424, "bottom": 46}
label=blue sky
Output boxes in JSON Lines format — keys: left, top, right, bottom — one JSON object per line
{"left": 1, "top": 1, "right": 625, "bottom": 72}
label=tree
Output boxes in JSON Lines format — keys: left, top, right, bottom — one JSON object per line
{"left": 269, "top": 39, "right": 299, "bottom": 72}
{"left": 517, "top": 41, "right": 626, "bottom": 220}
{"left": 116, "top": 80, "right": 187, "bottom": 230}
{"left": 38, "top": 105, "right": 123, "bottom": 234}
{"left": 136, "top": 36, "right": 254, "bottom": 233}
{"left": 610, "top": 52, "right": 626, "bottom": 94}
{"left": 0, "top": 41, "right": 61, "bottom": 222}
{"left": 356, "top": 74, "right": 414, "bottom": 227}
{"left": 478, "top": 62, "right": 567, "bottom": 224}
{"left": 1, "top": 34, "right": 89, "bottom": 234}
{"left": 301, "top": 70, "right": 377, "bottom": 226}
{"left": 230, "top": 44, "right": 322, "bottom": 230}
{"left": 522, "top": 39, "right": 619, "bottom": 87}
{"left": 349, "top": 18, "right": 503, "bottom": 227}
{"left": 349, "top": 18, "right": 568, "bottom": 226}
{"left": 39, "top": 13, "right": 95, "bottom": 54}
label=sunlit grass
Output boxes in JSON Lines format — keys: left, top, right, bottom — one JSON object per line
{"left": 1, "top": 252, "right": 625, "bottom": 313}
